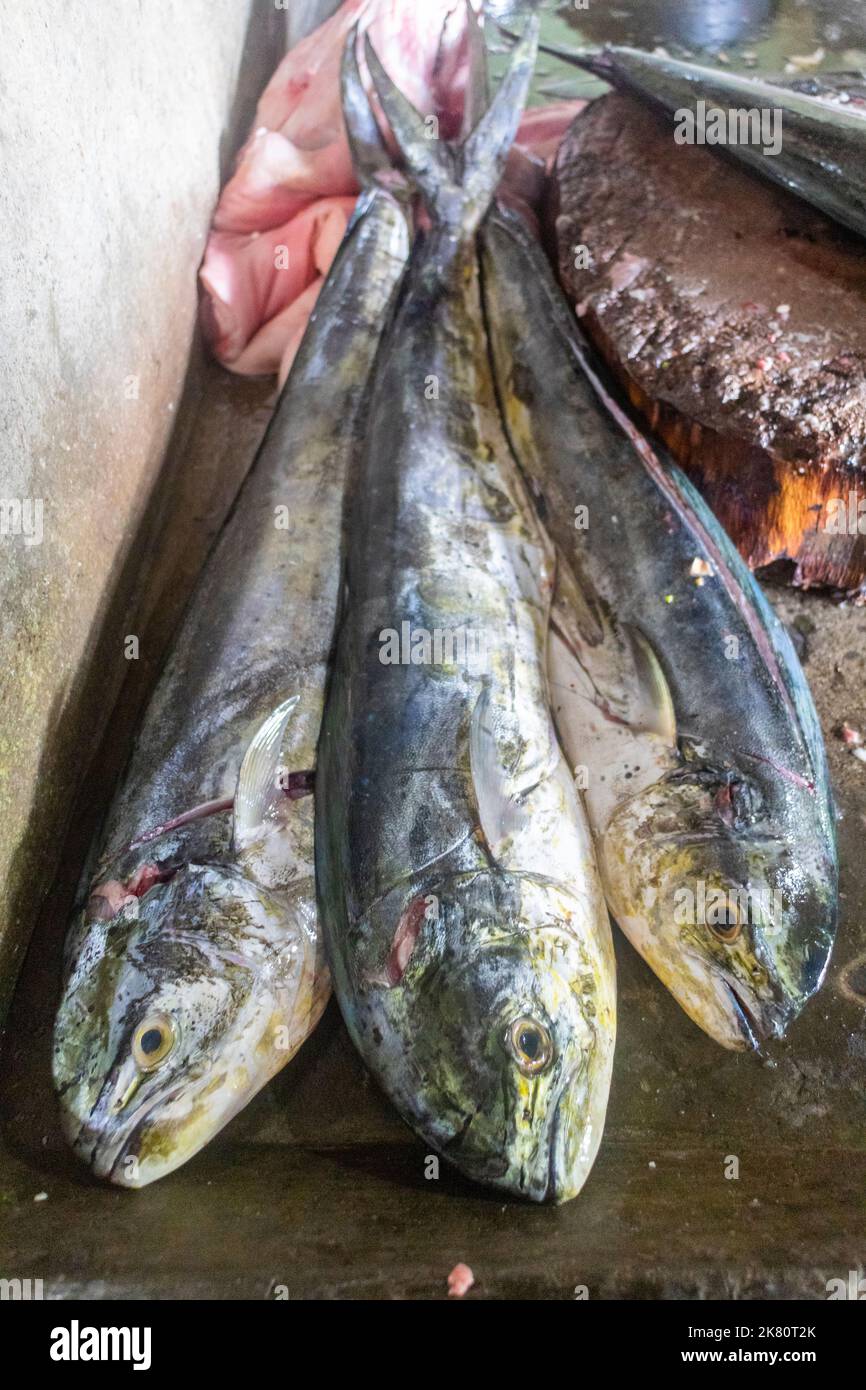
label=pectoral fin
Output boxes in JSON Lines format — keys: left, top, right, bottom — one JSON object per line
{"left": 547, "top": 564, "right": 678, "bottom": 824}
{"left": 233, "top": 697, "right": 300, "bottom": 848}
{"left": 625, "top": 625, "right": 677, "bottom": 747}
{"left": 548, "top": 559, "right": 677, "bottom": 748}
{"left": 470, "top": 684, "right": 531, "bottom": 860}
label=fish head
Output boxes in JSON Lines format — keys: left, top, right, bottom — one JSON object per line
{"left": 53, "top": 862, "right": 323, "bottom": 1186}
{"left": 601, "top": 760, "right": 836, "bottom": 1050}
{"left": 347, "top": 869, "right": 615, "bottom": 1203}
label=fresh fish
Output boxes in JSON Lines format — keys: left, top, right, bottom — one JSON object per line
{"left": 480, "top": 203, "right": 838, "bottom": 1051}
{"left": 52, "top": 45, "right": 411, "bottom": 1187}
{"left": 532, "top": 38, "right": 866, "bottom": 241}
{"left": 316, "top": 17, "right": 616, "bottom": 1204}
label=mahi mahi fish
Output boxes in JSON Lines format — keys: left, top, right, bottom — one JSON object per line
{"left": 315, "top": 16, "right": 616, "bottom": 1203}
{"left": 52, "top": 43, "right": 411, "bottom": 1186}
{"left": 533, "top": 37, "right": 866, "bottom": 242}
{"left": 480, "top": 203, "right": 838, "bottom": 1051}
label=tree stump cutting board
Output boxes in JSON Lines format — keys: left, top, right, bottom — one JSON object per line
{"left": 550, "top": 90, "right": 866, "bottom": 599}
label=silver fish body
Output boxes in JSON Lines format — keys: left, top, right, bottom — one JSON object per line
{"left": 481, "top": 203, "right": 838, "bottom": 1051}
{"left": 53, "top": 185, "right": 410, "bottom": 1186}
{"left": 535, "top": 39, "right": 866, "bottom": 242}
{"left": 316, "top": 20, "right": 615, "bottom": 1204}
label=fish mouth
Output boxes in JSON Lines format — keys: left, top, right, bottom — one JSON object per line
{"left": 546, "top": 1093, "right": 566, "bottom": 1203}
{"left": 68, "top": 1078, "right": 188, "bottom": 1185}
{"left": 433, "top": 1078, "right": 573, "bottom": 1205}
{"left": 544, "top": 1054, "right": 595, "bottom": 1205}
{"left": 108, "top": 1081, "right": 191, "bottom": 1186}
{"left": 723, "top": 979, "right": 792, "bottom": 1052}
{"left": 666, "top": 938, "right": 796, "bottom": 1051}
{"left": 725, "top": 982, "right": 764, "bottom": 1053}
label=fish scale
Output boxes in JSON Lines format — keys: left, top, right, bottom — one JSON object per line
{"left": 316, "top": 15, "right": 615, "bottom": 1204}
{"left": 53, "top": 169, "right": 411, "bottom": 1186}
{"left": 481, "top": 200, "right": 838, "bottom": 1052}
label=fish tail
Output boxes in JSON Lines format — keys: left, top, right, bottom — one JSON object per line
{"left": 460, "top": 0, "right": 490, "bottom": 138}
{"left": 363, "top": 9, "right": 539, "bottom": 237}
{"left": 342, "top": 22, "right": 398, "bottom": 190}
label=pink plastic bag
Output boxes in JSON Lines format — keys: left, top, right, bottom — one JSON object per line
{"left": 200, "top": 0, "right": 582, "bottom": 381}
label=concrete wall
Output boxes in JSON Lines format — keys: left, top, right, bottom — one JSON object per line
{"left": 0, "top": 1, "right": 283, "bottom": 1024}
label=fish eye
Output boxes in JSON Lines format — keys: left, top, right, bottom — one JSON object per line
{"left": 507, "top": 1016, "right": 554, "bottom": 1076}
{"left": 132, "top": 1015, "right": 176, "bottom": 1071}
{"left": 709, "top": 921, "right": 741, "bottom": 944}
{"left": 707, "top": 895, "right": 743, "bottom": 944}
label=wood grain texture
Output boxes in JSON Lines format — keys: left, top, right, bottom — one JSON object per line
{"left": 551, "top": 92, "right": 866, "bottom": 599}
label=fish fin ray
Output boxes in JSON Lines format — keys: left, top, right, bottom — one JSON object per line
{"left": 461, "top": 13, "right": 538, "bottom": 184}
{"left": 548, "top": 566, "right": 677, "bottom": 748}
{"left": 624, "top": 625, "right": 678, "bottom": 747}
{"left": 469, "top": 684, "right": 528, "bottom": 860}
{"left": 233, "top": 697, "right": 300, "bottom": 847}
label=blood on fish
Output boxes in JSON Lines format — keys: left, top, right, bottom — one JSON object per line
{"left": 384, "top": 895, "right": 430, "bottom": 986}
{"left": 714, "top": 783, "right": 735, "bottom": 826}
{"left": 126, "top": 863, "right": 177, "bottom": 897}
{"left": 282, "top": 769, "right": 316, "bottom": 801}
{"left": 87, "top": 859, "right": 185, "bottom": 922}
